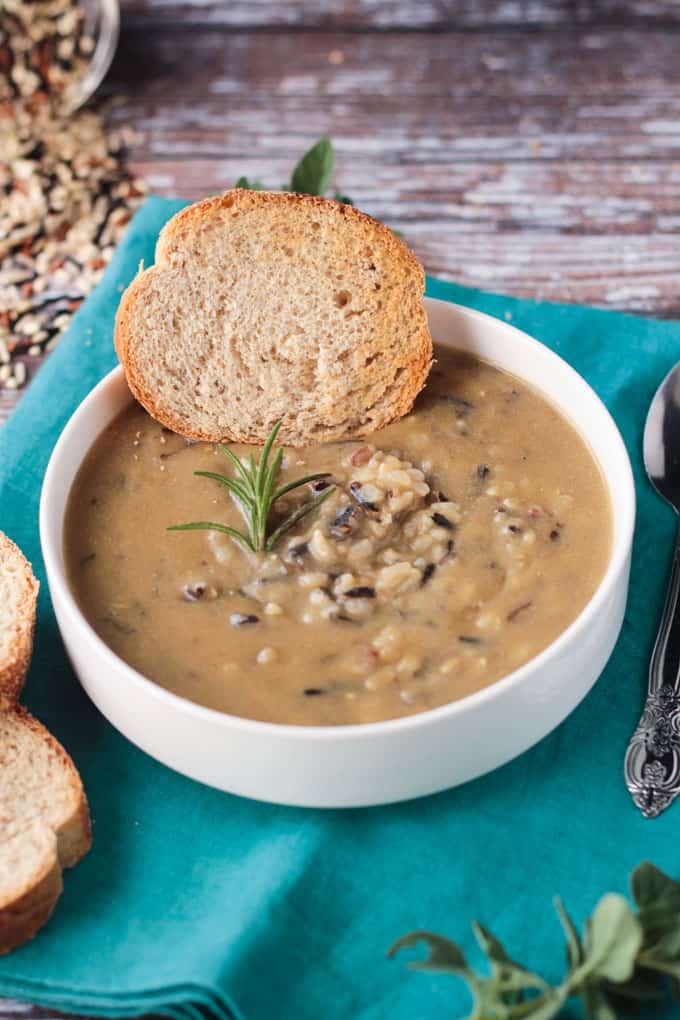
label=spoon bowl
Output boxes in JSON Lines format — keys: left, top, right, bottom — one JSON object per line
{"left": 643, "top": 363, "right": 680, "bottom": 509}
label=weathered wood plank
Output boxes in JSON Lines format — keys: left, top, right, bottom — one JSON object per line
{"left": 105, "top": 28, "right": 680, "bottom": 163}
{"left": 4, "top": 21, "right": 680, "bottom": 426}
{"left": 118, "top": 0, "right": 680, "bottom": 30}
{"left": 126, "top": 157, "right": 680, "bottom": 235}
{"left": 110, "top": 25, "right": 680, "bottom": 98}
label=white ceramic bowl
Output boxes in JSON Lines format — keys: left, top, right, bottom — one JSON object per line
{"left": 40, "top": 299, "right": 635, "bottom": 808}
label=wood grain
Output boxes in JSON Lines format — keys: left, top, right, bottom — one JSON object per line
{"left": 5, "top": 9, "right": 680, "bottom": 415}
{"left": 101, "top": 25, "right": 680, "bottom": 318}
{"left": 119, "top": 0, "right": 680, "bottom": 29}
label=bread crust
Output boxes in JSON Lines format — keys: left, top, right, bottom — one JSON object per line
{"left": 0, "top": 823, "right": 63, "bottom": 956}
{"left": 0, "top": 533, "right": 91, "bottom": 955}
{"left": 115, "top": 189, "right": 433, "bottom": 446}
{"left": 0, "top": 532, "right": 39, "bottom": 707}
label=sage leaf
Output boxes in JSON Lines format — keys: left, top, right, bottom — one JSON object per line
{"left": 579, "top": 894, "right": 643, "bottom": 984}
{"left": 513, "top": 991, "right": 568, "bottom": 1020}
{"left": 391, "top": 863, "right": 680, "bottom": 1020}
{"left": 652, "top": 925, "right": 680, "bottom": 959}
{"left": 290, "top": 137, "right": 334, "bottom": 196}
{"left": 601, "top": 966, "right": 665, "bottom": 1005}
{"left": 632, "top": 861, "right": 680, "bottom": 915}
{"left": 554, "top": 897, "right": 583, "bottom": 970}
{"left": 388, "top": 930, "right": 471, "bottom": 976}
{"left": 640, "top": 952, "right": 680, "bottom": 980}
{"left": 473, "top": 922, "right": 548, "bottom": 991}
{"left": 632, "top": 861, "right": 680, "bottom": 956}
{"left": 591, "top": 1000, "right": 617, "bottom": 1020}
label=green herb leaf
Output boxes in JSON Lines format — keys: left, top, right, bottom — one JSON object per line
{"left": 235, "top": 175, "right": 264, "bottom": 190}
{"left": 391, "top": 863, "right": 680, "bottom": 1020}
{"left": 166, "top": 520, "right": 252, "bottom": 552}
{"left": 473, "top": 922, "right": 548, "bottom": 992}
{"left": 193, "top": 470, "right": 253, "bottom": 506}
{"left": 554, "top": 897, "right": 583, "bottom": 970}
{"left": 632, "top": 861, "right": 680, "bottom": 966}
{"left": 265, "top": 487, "right": 335, "bottom": 551}
{"left": 578, "top": 894, "right": 642, "bottom": 984}
{"left": 632, "top": 862, "right": 680, "bottom": 915}
{"left": 272, "top": 472, "right": 332, "bottom": 503}
{"left": 290, "top": 137, "right": 334, "bottom": 196}
{"left": 388, "top": 931, "right": 471, "bottom": 976}
{"left": 234, "top": 138, "right": 354, "bottom": 205}
{"left": 219, "top": 444, "right": 255, "bottom": 493}
{"left": 169, "top": 422, "right": 334, "bottom": 553}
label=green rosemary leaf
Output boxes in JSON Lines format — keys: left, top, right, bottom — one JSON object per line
{"left": 265, "top": 486, "right": 335, "bottom": 551}
{"left": 167, "top": 521, "right": 253, "bottom": 552}
{"left": 193, "top": 470, "right": 253, "bottom": 506}
{"left": 219, "top": 444, "right": 254, "bottom": 493}
{"left": 262, "top": 447, "right": 284, "bottom": 511}
{"left": 170, "top": 422, "right": 334, "bottom": 553}
{"left": 259, "top": 448, "right": 284, "bottom": 547}
{"left": 272, "top": 472, "right": 332, "bottom": 502}
{"left": 255, "top": 421, "right": 281, "bottom": 500}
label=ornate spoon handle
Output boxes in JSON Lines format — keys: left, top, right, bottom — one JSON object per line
{"left": 625, "top": 522, "right": 680, "bottom": 817}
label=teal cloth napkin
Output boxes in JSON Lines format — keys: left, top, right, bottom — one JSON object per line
{"left": 1, "top": 195, "right": 679, "bottom": 1020}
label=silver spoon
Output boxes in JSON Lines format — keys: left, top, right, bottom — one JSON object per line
{"left": 625, "top": 362, "right": 680, "bottom": 818}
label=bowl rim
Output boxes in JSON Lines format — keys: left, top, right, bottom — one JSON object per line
{"left": 40, "top": 299, "right": 636, "bottom": 741}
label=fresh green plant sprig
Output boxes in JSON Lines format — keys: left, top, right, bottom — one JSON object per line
{"left": 167, "top": 421, "right": 335, "bottom": 553}
{"left": 236, "top": 137, "right": 353, "bottom": 204}
{"left": 389, "top": 861, "right": 680, "bottom": 1020}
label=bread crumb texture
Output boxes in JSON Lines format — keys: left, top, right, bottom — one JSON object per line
{"left": 115, "top": 190, "right": 433, "bottom": 446}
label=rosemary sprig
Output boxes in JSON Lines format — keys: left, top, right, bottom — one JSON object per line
{"left": 389, "top": 861, "right": 680, "bottom": 1020}
{"left": 167, "top": 421, "right": 335, "bottom": 553}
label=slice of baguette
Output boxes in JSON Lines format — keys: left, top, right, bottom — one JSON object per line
{"left": 0, "top": 532, "right": 39, "bottom": 707}
{"left": 0, "top": 534, "right": 91, "bottom": 955}
{"left": 115, "top": 190, "right": 433, "bottom": 446}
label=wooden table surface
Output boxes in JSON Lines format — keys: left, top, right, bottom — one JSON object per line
{"left": 2, "top": 0, "right": 680, "bottom": 1015}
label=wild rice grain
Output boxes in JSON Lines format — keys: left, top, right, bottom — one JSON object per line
{"left": 0, "top": 3, "right": 148, "bottom": 394}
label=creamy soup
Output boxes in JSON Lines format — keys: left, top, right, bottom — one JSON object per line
{"left": 64, "top": 348, "right": 612, "bottom": 726}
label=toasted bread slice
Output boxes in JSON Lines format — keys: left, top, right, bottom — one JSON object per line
{"left": 0, "top": 708, "right": 91, "bottom": 954}
{"left": 115, "top": 190, "right": 433, "bottom": 446}
{"left": 0, "top": 532, "right": 39, "bottom": 707}
{"left": 0, "top": 533, "right": 91, "bottom": 955}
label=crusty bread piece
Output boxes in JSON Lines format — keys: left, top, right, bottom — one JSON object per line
{"left": 0, "top": 534, "right": 91, "bottom": 955}
{"left": 0, "top": 532, "right": 39, "bottom": 707}
{"left": 115, "top": 190, "right": 433, "bottom": 446}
